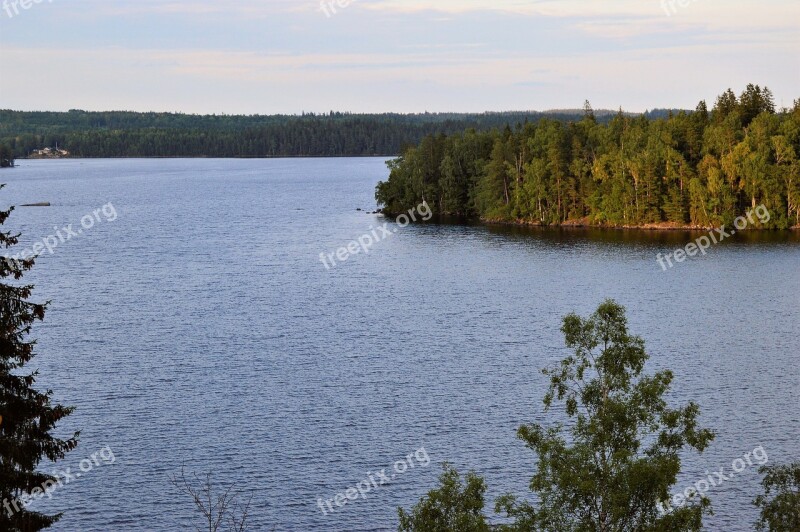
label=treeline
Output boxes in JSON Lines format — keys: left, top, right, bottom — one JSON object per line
{"left": 376, "top": 85, "right": 800, "bottom": 229}
{"left": 0, "top": 144, "right": 13, "bottom": 168}
{"left": 0, "top": 109, "right": 676, "bottom": 159}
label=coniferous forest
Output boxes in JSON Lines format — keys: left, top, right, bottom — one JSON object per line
{"left": 376, "top": 86, "right": 800, "bottom": 229}
{"left": 0, "top": 109, "right": 663, "bottom": 160}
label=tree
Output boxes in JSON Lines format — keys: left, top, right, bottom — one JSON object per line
{"left": 0, "top": 194, "right": 79, "bottom": 530}
{"left": 754, "top": 463, "right": 800, "bottom": 531}
{"left": 375, "top": 85, "right": 799, "bottom": 229}
{"left": 0, "top": 145, "right": 14, "bottom": 168}
{"left": 170, "top": 467, "right": 253, "bottom": 532}
{"left": 740, "top": 84, "right": 776, "bottom": 126}
{"left": 583, "top": 101, "right": 596, "bottom": 123}
{"left": 398, "top": 465, "right": 490, "bottom": 532}
{"left": 694, "top": 101, "right": 709, "bottom": 125}
{"left": 712, "top": 89, "right": 738, "bottom": 122}
{"left": 497, "top": 300, "right": 715, "bottom": 531}
{"left": 475, "top": 139, "right": 512, "bottom": 218}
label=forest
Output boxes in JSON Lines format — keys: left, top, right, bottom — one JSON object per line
{"left": 0, "top": 109, "right": 675, "bottom": 159}
{"left": 376, "top": 85, "right": 800, "bottom": 230}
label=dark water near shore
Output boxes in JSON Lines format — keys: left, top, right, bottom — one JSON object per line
{"left": 2, "top": 158, "right": 799, "bottom": 531}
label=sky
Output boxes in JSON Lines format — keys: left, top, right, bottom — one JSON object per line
{"left": 0, "top": 0, "right": 798, "bottom": 114}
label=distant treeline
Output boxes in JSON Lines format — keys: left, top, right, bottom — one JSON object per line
{"left": 0, "top": 108, "right": 677, "bottom": 159}
{"left": 376, "top": 85, "right": 800, "bottom": 229}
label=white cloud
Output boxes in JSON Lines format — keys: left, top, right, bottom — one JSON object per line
{"left": 363, "top": 0, "right": 800, "bottom": 36}
{"left": 2, "top": 41, "right": 797, "bottom": 113}
{"left": 1, "top": 0, "right": 797, "bottom": 112}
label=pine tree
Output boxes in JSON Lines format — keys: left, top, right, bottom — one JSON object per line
{"left": 0, "top": 195, "right": 79, "bottom": 531}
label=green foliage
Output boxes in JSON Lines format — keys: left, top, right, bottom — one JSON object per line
{"left": 0, "top": 109, "right": 608, "bottom": 160}
{"left": 496, "top": 300, "right": 715, "bottom": 532}
{"left": 376, "top": 85, "right": 800, "bottom": 228}
{"left": 399, "top": 302, "right": 717, "bottom": 532}
{"left": 398, "top": 465, "right": 490, "bottom": 532}
{"left": 754, "top": 463, "right": 800, "bottom": 531}
{"left": 0, "top": 145, "right": 13, "bottom": 168}
{"left": 0, "top": 194, "right": 79, "bottom": 530}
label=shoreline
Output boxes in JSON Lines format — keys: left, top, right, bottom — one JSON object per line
{"left": 481, "top": 217, "right": 800, "bottom": 232}
{"left": 382, "top": 212, "right": 800, "bottom": 232}
{"left": 18, "top": 154, "right": 398, "bottom": 161}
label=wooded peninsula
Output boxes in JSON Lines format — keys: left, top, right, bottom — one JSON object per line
{"left": 376, "top": 85, "right": 800, "bottom": 230}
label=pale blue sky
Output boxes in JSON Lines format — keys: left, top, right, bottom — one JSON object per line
{"left": 1, "top": 0, "right": 798, "bottom": 113}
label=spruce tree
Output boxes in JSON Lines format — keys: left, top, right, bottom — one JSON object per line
{"left": 0, "top": 195, "right": 79, "bottom": 530}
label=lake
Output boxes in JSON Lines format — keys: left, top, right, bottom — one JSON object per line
{"left": 2, "top": 158, "right": 799, "bottom": 531}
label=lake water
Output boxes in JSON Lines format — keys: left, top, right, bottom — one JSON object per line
{"left": 2, "top": 158, "right": 799, "bottom": 531}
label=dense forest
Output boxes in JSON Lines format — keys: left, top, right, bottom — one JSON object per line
{"left": 0, "top": 144, "right": 13, "bottom": 168}
{"left": 376, "top": 85, "right": 800, "bottom": 230}
{"left": 0, "top": 109, "right": 676, "bottom": 159}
